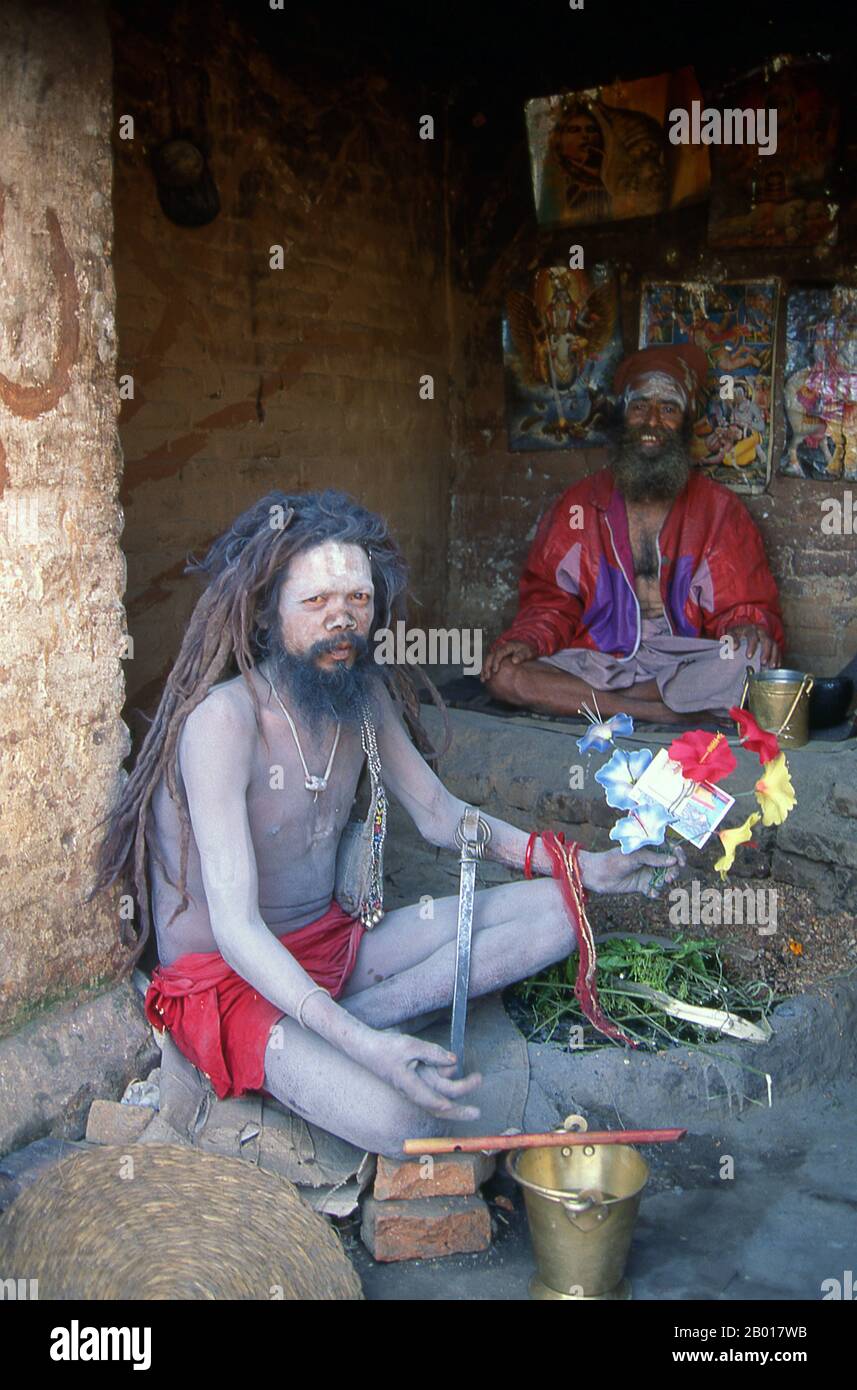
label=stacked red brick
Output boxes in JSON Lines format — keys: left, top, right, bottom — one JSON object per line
{"left": 361, "top": 1151, "right": 495, "bottom": 1262}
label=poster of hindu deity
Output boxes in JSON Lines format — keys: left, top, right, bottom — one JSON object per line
{"left": 503, "top": 263, "right": 623, "bottom": 451}
{"left": 780, "top": 287, "right": 857, "bottom": 480}
{"left": 639, "top": 279, "right": 781, "bottom": 495}
{"left": 525, "top": 67, "right": 709, "bottom": 228}
{"left": 708, "top": 57, "right": 839, "bottom": 249}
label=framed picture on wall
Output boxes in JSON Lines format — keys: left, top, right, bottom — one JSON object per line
{"left": 707, "top": 56, "right": 839, "bottom": 249}
{"left": 503, "top": 263, "right": 624, "bottom": 451}
{"left": 639, "top": 278, "right": 781, "bottom": 495}
{"left": 525, "top": 67, "right": 710, "bottom": 229}
{"left": 781, "top": 286, "right": 857, "bottom": 480}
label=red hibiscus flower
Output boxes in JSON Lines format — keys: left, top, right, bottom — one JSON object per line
{"left": 728, "top": 706, "right": 780, "bottom": 766}
{"left": 668, "top": 729, "right": 737, "bottom": 785}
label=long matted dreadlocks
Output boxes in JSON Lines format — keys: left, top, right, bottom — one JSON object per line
{"left": 92, "top": 488, "right": 447, "bottom": 969}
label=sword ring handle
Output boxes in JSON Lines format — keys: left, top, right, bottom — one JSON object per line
{"left": 454, "top": 807, "right": 492, "bottom": 859}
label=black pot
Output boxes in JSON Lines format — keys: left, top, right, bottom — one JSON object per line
{"left": 809, "top": 676, "right": 854, "bottom": 730}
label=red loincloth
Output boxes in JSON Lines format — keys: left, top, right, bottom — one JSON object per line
{"left": 144, "top": 901, "right": 365, "bottom": 1100}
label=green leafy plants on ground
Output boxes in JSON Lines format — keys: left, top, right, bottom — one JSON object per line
{"left": 511, "top": 935, "right": 781, "bottom": 1051}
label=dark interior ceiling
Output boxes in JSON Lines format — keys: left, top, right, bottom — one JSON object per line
{"left": 222, "top": 0, "right": 851, "bottom": 177}
{"left": 118, "top": 1, "right": 850, "bottom": 153}
{"left": 230, "top": 0, "right": 842, "bottom": 96}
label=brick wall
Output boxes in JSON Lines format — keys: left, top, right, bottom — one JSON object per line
{"left": 446, "top": 120, "right": 857, "bottom": 678}
{"left": 0, "top": 0, "right": 126, "bottom": 1033}
{"left": 111, "top": 2, "right": 450, "bottom": 724}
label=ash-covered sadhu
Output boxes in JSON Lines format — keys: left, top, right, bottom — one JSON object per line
{"left": 483, "top": 344, "right": 784, "bottom": 722}
{"left": 94, "top": 490, "right": 684, "bottom": 1157}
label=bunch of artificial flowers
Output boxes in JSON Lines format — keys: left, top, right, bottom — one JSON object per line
{"left": 577, "top": 699, "right": 797, "bottom": 876}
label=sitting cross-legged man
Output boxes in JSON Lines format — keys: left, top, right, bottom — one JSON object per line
{"left": 93, "top": 490, "right": 683, "bottom": 1159}
{"left": 482, "top": 344, "right": 784, "bottom": 724}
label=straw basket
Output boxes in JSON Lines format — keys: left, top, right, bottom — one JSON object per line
{"left": 0, "top": 1144, "right": 363, "bottom": 1300}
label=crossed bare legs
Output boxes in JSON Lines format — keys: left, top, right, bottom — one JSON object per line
{"left": 487, "top": 660, "right": 698, "bottom": 724}
{"left": 263, "top": 876, "right": 573, "bottom": 1157}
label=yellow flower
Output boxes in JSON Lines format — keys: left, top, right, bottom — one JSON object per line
{"left": 714, "top": 812, "right": 760, "bottom": 879}
{"left": 754, "top": 753, "right": 796, "bottom": 826}
{"left": 788, "top": 939, "right": 804, "bottom": 957}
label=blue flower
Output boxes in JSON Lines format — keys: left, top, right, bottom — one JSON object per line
{"left": 594, "top": 748, "right": 654, "bottom": 810}
{"left": 609, "top": 801, "right": 674, "bottom": 854}
{"left": 576, "top": 712, "right": 635, "bottom": 754}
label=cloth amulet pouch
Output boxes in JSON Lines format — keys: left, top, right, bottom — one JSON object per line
{"left": 334, "top": 701, "right": 386, "bottom": 928}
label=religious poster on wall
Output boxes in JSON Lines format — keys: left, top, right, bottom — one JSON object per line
{"left": 639, "top": 279, "right": 781, "bottom": 495}
{"left": 525, "top": 67, "right": 710, "bottom": 228}
{"left": 503, "top": 263, "right": 623, "bottom": 451}
{"left": 780, "top": 286, "right": 857, "bottom": 480}
{"left": 707, "top": 56, "right": 839, "bottom": 248}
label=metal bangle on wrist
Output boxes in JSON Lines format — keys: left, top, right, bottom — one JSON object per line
{"left": 295, "top": 984, "right": 331, "bottom": 1030}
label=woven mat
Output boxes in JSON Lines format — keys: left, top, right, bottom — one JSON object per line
{"left": 0, "top": 1144, "right": 363, "bottom": 1300}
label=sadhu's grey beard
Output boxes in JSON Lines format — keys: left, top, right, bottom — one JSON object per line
{"left": 267, "top": 632, "right": 378, "bottom": 735}
{"left": 610, "top": 425, "right": 692, "bottom": 502}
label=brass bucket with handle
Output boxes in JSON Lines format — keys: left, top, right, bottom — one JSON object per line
{"left": 506, "top": 1115, "right": 649, "bottom": 1300}
{"left": 739, "top": 667, "right": 814, "bottom": 749}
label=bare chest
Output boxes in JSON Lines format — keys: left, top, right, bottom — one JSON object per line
{"left": 625, "top": 505, "right": 669, "bottom": 617}
{"left": 246, "top": 714, "right": 365, "bottom": 869}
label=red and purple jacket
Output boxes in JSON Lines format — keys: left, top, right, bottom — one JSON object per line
{"left": 497, "top": 468, "right": 784, "bottom": 659}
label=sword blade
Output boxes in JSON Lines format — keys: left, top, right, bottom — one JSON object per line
{"left": 450, "top": 852, "right": 477, "bottom": 1079}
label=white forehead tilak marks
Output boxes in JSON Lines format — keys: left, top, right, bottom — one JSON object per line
{"left": 284, "top": 542, "right": 373, "bottom": 599}
{"left": 623, "top": 371, "right": 687, "bottom": 410}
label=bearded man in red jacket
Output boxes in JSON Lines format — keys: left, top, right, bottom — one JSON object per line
{"left": 482, "top": 344, "right": 784, "bottom": 723}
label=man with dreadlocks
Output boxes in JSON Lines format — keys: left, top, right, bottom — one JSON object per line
{"left": 96, "top": 490, "right": 683, "bottom": 1158}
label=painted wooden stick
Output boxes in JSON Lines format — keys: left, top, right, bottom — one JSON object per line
{"left": 402, "top": 1127, "right": 686, "bottom": 1156}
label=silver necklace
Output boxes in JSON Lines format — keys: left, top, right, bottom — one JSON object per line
{"left": 265, "top": 674, "right": 341, "bottom": 801}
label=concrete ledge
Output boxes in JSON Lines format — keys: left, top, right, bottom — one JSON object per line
{"left": 0, "top": 982, "right": 160, "bottom": 1157}
{"left": 524, "top": 970, "right": 857, "bottom": 1133}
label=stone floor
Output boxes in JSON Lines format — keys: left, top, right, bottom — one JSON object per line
{"left": 345, "top": 1079, "right": 857, "bottom": 1301}
{"left": 4, "top": 1050, "right": 853, "bottom": 1301}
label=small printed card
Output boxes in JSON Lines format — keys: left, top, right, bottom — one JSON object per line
{"left": 631, "top": 748, "right": 735, "bottom": 849}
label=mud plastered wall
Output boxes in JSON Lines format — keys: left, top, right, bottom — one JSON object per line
{"left": 111, "top": 2, "right": 450, "bottom": 723}
{"left": 446, "top": 103, "right": 857, "bottom": 677}
{"left": 0, "top": 1, "right": 127, "bottom": 1033}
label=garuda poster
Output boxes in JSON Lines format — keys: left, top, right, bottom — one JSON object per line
{"left": 780, "top": 286, "right": 857, "bottom": 480}
{"left": 640, "top": 279, "right": 781, "bottom": 495}
{"left": 526, "top": 67, "right": 709, "bottom": 228}
{"left": 503, "top": 264, "right": 623, "bottom": 451}
{"left": 708, "top": 56, "right": 839, "bottom": 248}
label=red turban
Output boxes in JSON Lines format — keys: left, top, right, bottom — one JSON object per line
{"left": 613, "top": 344, "right": 709, "bottom": 417}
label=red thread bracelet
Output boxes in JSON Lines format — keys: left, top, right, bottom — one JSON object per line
{"left": 526, "top": 830, "right": 569, "bottom": 878}
{"left": 539, "top": 830, "right": 637, "bottom": 1049}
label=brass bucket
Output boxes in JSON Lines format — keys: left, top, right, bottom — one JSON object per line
{"left": 506, "top": 1117, "right": 649, "bottom": 1300}
{"left": 740, "top": 667, "right": 814, "bottom": 749}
